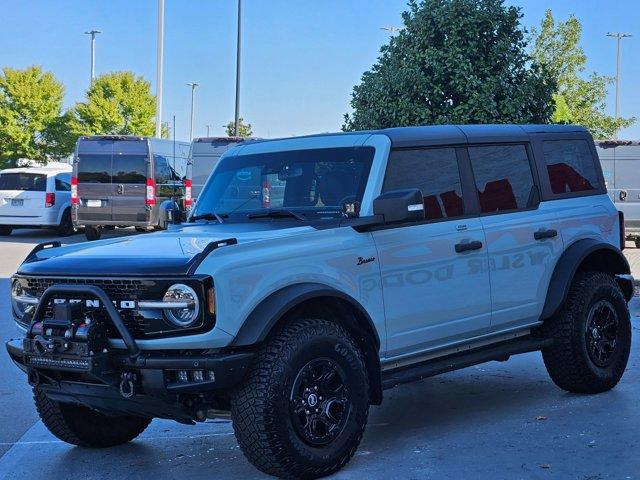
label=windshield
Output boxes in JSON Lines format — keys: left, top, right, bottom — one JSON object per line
{"left": 192, "top": 146, "right": 374, "bottom": 221}
{"left": 0, "top": 173, "right": 47, "bottom": 191}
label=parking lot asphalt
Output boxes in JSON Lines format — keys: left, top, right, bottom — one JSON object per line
{"left": 0, "top": 231, "right": 639, "bottom": 478}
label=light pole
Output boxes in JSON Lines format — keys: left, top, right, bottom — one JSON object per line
{"left": 84, "top": 29, "right": 101, "bottom": 84}
{"left": 155, "top": 0, "right": 165, "bottom": 138}
{"left": 234, "top": 0, "right": 242, "bottom": 136}
{"left": 206, "top": 124, "right": 212, "bottom": 136}
{"left": 187, "top": 83, "right": 199, "bottom": 141}
{"left": 607, "top": 32, "right": 632, "bottom": 139}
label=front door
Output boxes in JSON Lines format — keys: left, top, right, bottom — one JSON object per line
{"left": 372, "top": 146, "right": 492, "bottom": 358}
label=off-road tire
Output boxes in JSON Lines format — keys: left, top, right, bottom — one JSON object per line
{"left": 0, "top": 225, "right": 12, "bottom": 236}
{"left": 57, "top": 209, "right": 77, "bottom": 237}
{"left": 34, "top": 387, "right": 151, "bottom": 447}
{"left": 85, "top": 226, "right": 101, "bottom": 241}
{"left": 542, "top": 271, "right": 631, "bottom": 393}
{"left": 231, "top": 318, "right": 370, "bottom": 479}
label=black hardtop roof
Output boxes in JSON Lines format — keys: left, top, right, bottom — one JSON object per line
{"left": 242, "top": 124, "right": 589, "bottom": 150}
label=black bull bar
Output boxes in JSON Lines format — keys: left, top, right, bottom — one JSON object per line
{"left": 29, "top": 284, "right": 140, "bottom": 359}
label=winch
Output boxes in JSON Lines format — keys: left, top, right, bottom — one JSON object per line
{"left": 24, "top": 301, "right": 109, "bottom": 372}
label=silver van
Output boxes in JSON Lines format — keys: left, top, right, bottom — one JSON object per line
{"left": 73, "top": 136, "right": 190, "bottom": 240}
{"left": 189, "top": 137, "right": 257, "bottom": 201}
{"left": 597, "top": 141, "right": 640, "bottom": 246}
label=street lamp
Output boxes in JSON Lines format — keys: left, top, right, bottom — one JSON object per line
{"left": 187, "top": 83, "right": 199, "bottom": 141}
{"left": 206, "top": 124, "right": 212, "bottom": 137}
{"left": 606, "top": 32, "right": 632, "bottom": 139}
{"left": 155, "top": 0, "right": 165, "bottom": 138}
{"left": 234, "top": 0, "right": 242, "bottom": 137}
{"left": 84, "top": 29, "right": 101, "bottom": 84}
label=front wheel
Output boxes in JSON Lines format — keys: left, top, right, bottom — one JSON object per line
{"left": 34, "top": 387, "right": 151, "bottom": 447}
{"left": 231, "top": 318, "right": 370, "bottom": 479}
{"left": 542, "top": 271, "right": 631, "bottom": 394}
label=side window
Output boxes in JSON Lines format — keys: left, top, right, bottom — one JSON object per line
{"left": 383, "top": 148, "right": 464, "bottom": 220}
{"left": 155, "top": 155, "right": 188, "bottom": 185}
{"left": 542, "top": 140, "right": 598, "bottom": 194}
{"left": 55, "top": 176, "right": 71, "bottom": 191}
{"left": 468, "top": 145, "right": 534, "bottom": 213}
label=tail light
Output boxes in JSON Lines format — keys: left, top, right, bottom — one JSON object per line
{"left": 619, "top": 210, "right": 625, "bottom": 250}
{"left": 262, "top": 181, "right": 271, "bottom": 209}
{"left": 45, "top": 192, "right": 55, "bottom": 208}
{"left": 184, "top": 179, "right": 193, "bottom": 209}
{"left": 71, "top": 177, "right": 78, "bottom": 205}
{"left": 146, "top": 178, "right": 156, "bottom": 206}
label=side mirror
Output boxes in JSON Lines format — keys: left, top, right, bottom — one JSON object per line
{"left": 373, "top": 189, "right": 425, "bottom": 224}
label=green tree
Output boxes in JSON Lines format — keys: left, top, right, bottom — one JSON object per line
{"left": 224, "top": 117, "right": 253, "bottom": 137}
{"left": 0, "top": 66, "right": 74, "bottom": 167}
{"left": 70, "top": 72, "right": 158, "bottom": 137}
{"left": 343, "top": 0, "right": 555, "bottom": 131}
{"left": 531, "top": 10, "right": 635, "bottom": 138}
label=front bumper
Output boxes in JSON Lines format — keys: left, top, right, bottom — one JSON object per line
{"left": 5, "top": 283, "right": 253, "bottom": 422}
{"left": 6, "top": 338, "right": 253, "bottom": 421}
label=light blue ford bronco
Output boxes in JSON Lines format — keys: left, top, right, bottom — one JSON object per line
{"left": 7, "top": 125, "right": 633, "bottom": 479}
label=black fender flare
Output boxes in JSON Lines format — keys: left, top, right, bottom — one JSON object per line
{"left": 231, "top": 282, "right": 383, "bottom": 404}
{"left": 231, "top": 282, "right": 380, "bottom": 348}
{"left": 541, "top": 238, "right": 632, "bottom": 320}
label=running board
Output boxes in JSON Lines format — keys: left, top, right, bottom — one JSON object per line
{"left": 381, "top": 336, "right": 553, "bottom": 390}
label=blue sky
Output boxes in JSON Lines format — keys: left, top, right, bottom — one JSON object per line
{"left": 1, "top": 0, "right": 638, "bottom": 140}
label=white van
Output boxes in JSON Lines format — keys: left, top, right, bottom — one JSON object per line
{"left": 0, "top": 164, "right": 75, "bottom": 236}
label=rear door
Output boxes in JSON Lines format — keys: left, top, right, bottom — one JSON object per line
{"left": 468, "top": 143, "right": 563, "bottom": 331}
{"left": 110, "top": 140, "right": 149, "bottom": 224}
{"left": 0, "top": 172, "right": 48, "bottom": 220}
{"left": 76, "top": 139, "right": 114, "bottom": 223}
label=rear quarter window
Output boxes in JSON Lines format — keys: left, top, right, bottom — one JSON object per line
{"left": 542, "top": 140, "right": 599, "bottom": 194}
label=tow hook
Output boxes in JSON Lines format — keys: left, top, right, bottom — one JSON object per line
{"left": 119, "top": 372, "right": 137, "bottom": 398}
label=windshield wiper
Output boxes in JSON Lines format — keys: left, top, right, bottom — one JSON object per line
{"left": 189, "top": 212, "right": 227, "bottom": 223}
{"left": 246, "top": 209, "right": 306, "bottom": 221}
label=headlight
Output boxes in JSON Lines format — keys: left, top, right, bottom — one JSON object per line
{"left": 11, "top": 280, "right": 37, "bottom": 321}
{"left": 162, "top": 283, "right": 200, "bottom": 327}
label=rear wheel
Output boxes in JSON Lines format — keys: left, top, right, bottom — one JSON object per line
{"left": 85, "top": 226, "right": 101, "bottom": 241}
{"left": 542, "top": 271, "right": 631, "bottom": 393}
{"left": 0, "top": 225, "right": 12, "bottom": 236}
{"left": 34, "top": 387, "right": 151, "bottom": 447}
{"left": 57, "top": 209, "right": 77, "bottom": 236}
{"left": 231, "top": 318, "right": 370, "bottom": 479}
{"left": 634, "top": 238, "right": 640, "bottom": 249}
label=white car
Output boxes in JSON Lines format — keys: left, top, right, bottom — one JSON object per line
{"left": 0, "top": 164, "right": 75, "bottom": 236}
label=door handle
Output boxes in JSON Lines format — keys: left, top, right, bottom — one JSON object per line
{"left": 455, "top": 240, "right": 483, "bottom": 253}
{"left": 534, "top": 228, "right": 557, "bottom": 240}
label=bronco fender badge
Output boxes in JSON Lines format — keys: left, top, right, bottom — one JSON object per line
{"left": 357, "top": 256, "right": 375, "bottom": 265}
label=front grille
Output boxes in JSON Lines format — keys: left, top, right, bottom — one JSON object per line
{"left": 22, "top": 277, "right": 156, "bottom": 339}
